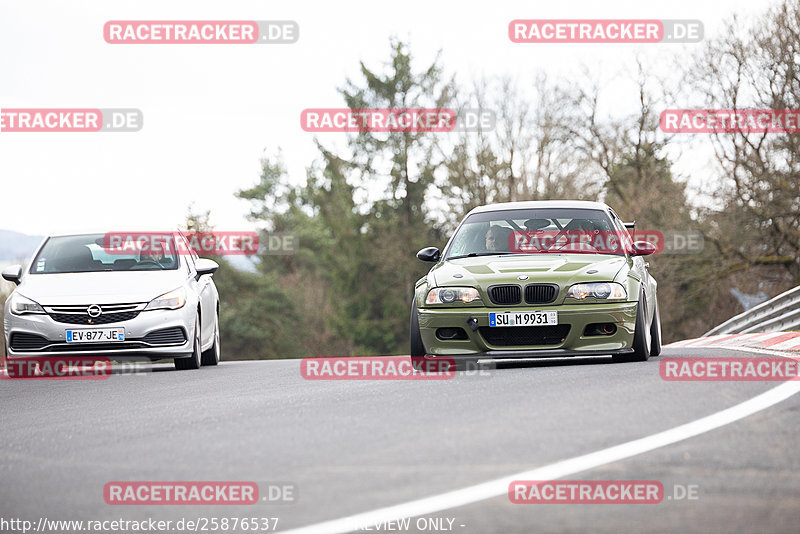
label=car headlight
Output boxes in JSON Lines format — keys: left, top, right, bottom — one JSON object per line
{"left": 144, "top": 287, "right": 186, "bottom": 311}
{"left": 426, "top": 287, "right": 481, "bottom": 304}
{"left": 566, "top": 282, "right": 627, "bottom": 300}
{"left": 8, "top": 293, "right": 45, "bottom": 315}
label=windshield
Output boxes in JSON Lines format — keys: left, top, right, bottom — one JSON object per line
{"left": 445, "top": 208, "right": 631, "bottom": 259}
{"left": 29, "top": 234, "right": 180, "bottom": 274}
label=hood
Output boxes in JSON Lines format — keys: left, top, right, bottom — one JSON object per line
{"left": 15, "top": 270, "right": 186, "bottom": 306}
{"left": 430, "top": 253, "right": 628, "bottom": 289}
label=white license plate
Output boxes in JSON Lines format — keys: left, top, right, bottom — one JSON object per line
{"left": 66, "top": 328, "right": 125, "bottom": 343}
{"left": 489, "top": 311, "right": 557, "bottom": 327}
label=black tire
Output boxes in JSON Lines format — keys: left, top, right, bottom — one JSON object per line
{"left": 175, "top": 316, "right": 202, "bottom": 370}
{"left": 410, "top": 302, "right": 426, "bottom": 358}
{"left": 201, "top": 311, "right": 220, "bottom": 366}
{"left": 649, "top": 297, "right": 662, "bottom": 357}
{"left": 613, "top": 291, "right": 651, "bottom": 363}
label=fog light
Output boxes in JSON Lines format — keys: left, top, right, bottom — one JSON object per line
{"left": 583, "top": 323, "right": 617, "bottom": 336}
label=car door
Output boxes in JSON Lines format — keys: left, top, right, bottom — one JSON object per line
{"left": 179, "top": 234, "right": 216, "bottom": 348}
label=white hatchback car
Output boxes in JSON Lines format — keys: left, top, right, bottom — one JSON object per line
{"left": 2, "top": 232, "right": 220, "bottom": 370}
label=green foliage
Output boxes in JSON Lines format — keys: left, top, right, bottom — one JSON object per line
{"left": 213, "top": 259, "right": 300, "bottom": 360}
{"left": 236, "top": 40, "right": 451, "bottom": 356}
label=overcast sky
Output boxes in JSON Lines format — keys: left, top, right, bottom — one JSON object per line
{"left": 0, "top": 0, "right": 773, "bottom": 236}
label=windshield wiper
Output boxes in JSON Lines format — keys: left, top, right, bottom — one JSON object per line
{"left": 447, "top": 252, "right": 517, "bottom": 260}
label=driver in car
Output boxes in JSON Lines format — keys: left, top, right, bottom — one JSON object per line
{"left": 485, "top": 225, "right": 513, "bottom": 252}
{"left": 139, "top": 242, "right": 167, "bottom": 266}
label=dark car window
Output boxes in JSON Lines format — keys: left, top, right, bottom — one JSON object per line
{"left": 445, "top": 208, "right": 626, "bottom": 258}
{"left": 30, "top": 234, "right": 180, "bottom": 274}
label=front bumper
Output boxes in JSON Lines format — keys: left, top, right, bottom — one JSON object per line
{"left": 4, "top": 305, "right": 195, "bottom": 360}
{"left": 418, "top": 302, "right": 638, "bottom": 357}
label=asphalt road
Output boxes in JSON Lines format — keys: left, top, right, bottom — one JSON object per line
{"left": 1, "top": 346, "right": 799, "bottom": 534}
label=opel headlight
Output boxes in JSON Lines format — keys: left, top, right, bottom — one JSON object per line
{"left": 8, "top": 293, "right": 45, "bottom": 315}
{"left": 144, "top": 287, "right": 187, "bottom": 311}
{"left": 566, "top": 282, "right": 627, "bottom": 301}
{"left": 426, "top": 287, "right": 481, "bottom": 305}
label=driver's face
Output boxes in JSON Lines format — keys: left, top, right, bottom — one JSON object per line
{"left": 142, "top": 251, "right": 164, "bottom": 262}
{"left": 485, "top": 229, "right": 497, "bottom": 251}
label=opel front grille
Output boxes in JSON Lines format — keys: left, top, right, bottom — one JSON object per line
{"left": 43, "top": 303, "right": 146, "bottom": 325}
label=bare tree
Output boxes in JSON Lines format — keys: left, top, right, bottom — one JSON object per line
{"left": 690, "top": 1, "right": 800, "bottom": 282}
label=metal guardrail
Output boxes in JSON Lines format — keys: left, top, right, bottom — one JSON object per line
{"left": 704, "top": 285, "right": 800, "bottom": 336}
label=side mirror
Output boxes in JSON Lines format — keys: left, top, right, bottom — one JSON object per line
{"left": 416, "top": 247, "right": 441, "bottom": 263}
{"left": 1, "top": 265, "right": 22, "bottom": 285}
{"left": 630, "top": 241, "right": 656, "bottom": 256}
{"left": 194, "top": 258, "right": 219, "bottom": 279}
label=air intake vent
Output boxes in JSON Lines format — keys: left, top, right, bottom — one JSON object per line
{"left": 479, "top": 325, "right": 570, "bottom": 347}
{"left": 488, "top": 285, "right": 522, "bottom": 305}
{"left": 143, "top": 327, "right": 187, "bottom": 345}
{"left": 435, "top": 327, "right": 469, "bottom": 341}
{"left": 524, "top": 284, "right": 558, "bottom": 304}
{"left": 9, "top": 333, "right": 50, "bottom": 351}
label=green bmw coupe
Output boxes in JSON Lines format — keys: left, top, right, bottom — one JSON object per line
{"left": 410, "top": 201, "right": 661, "bottom": 370}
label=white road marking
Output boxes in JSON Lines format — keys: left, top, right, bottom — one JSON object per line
{"left": 747, "top": 332, "right": 790, "bottom": 343}
{"left": 682, "top": 335, "right": 731, "bottom": 347}
{"left": 671, "top": 333, "right": 800, "bottom": 351}
{"left": 716, "top": 333, "right": 760, "bottom": 345}
{"left": 281, "top": 348, "right": 800, "bottom": 534}
{"left": 666, "top": 342, "right": 686, "bottom": 348}
{"left": 765, "top": 335, "right": 800, "bottom": 351}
